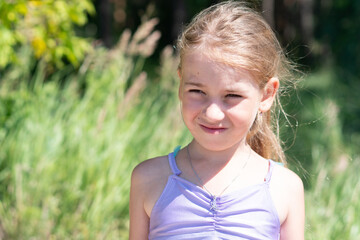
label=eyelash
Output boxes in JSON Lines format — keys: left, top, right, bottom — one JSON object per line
{"left": 226, "top": 94, "right": 242, "bottom": 98}
{"left": 189, "top": 89, "right": 204, "bottom": 94}
{"left": 188, "top": 90, "right": 242, "bottom": 98}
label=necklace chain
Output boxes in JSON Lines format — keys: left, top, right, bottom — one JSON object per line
{"left": 186, "top": 145, "right": 251, "bottom": 211}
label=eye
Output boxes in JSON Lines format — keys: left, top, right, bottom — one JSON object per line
{"left": 189, "top": 89, "right": 205, "bottom": 94}
{"left": 226, "top": 93, "right": 242, "bottom": 98}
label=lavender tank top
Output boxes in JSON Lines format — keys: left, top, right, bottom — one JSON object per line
{"left": 149, "top": 149, "right": 281, "bottom": 240}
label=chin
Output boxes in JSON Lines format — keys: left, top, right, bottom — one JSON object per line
{"left": 193, "top": 139, "right": 238, "bottom": 152}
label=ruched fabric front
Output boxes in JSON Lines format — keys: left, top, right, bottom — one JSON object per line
{"left": 148, "top": 151, "right": 281, "bottom": 240}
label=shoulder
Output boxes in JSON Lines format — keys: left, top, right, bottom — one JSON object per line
{"left": 271, "top": 163, "right": 304, "bottom": 193}
{"left": 269, "top": 163, "right": 305, "bottom": 227}
{"left": 131, "top": 155, "right": 171, "bottom": 187}
{"left": 131, "top": 155, "right": 173, "bottom": 216}
{"left": 270, "top": 163, "right": 304, "bottom": 207}
{"left": 129, "top": 156, "right": 171, "bottom": 239}
{"left": 271, "top": 164, "right": 305, "bottom": 239}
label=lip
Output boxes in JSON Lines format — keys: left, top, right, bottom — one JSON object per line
{"left": 199, "top": 124, "right": 227, "bottom": 134}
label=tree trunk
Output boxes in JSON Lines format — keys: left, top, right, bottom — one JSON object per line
{"left": 98, "top": 0, "right": 113, "bottom": 47}
{"left": 262, "top": 0, "right": 275, "bottom": 29}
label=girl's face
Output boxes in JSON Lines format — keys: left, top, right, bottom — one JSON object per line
{"left": 179, "top": 51, "right": 278, "bottom": 152}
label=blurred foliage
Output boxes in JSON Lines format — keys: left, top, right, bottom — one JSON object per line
{"left": 0, "top": 17, "right": 181, "bottom": 238}
{"left": 313, "top": 0, "right": 360, "bottom": 138}
{"left": 0, "top": 0, "right": 95, "bottom": 70}
{"left": 314, "top": 0, "right": 360, "bottom": 75}
{"left": 305, "top": 145, "right": 360, "bottom": 239}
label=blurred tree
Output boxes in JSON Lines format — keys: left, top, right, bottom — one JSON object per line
{"left": 313, "top": 0, "right": 360, "bottom": 138}
{"left": 266, "top": 0, "right": 360, "bottom": 141}
{"left": 96, "top": 0, "right": 113, "bottom": 47}
{"left": 0, "top": 0, "right": 95, "bottom": 70}
{"left": 262, "top": 0, "right": 315, "bottom": 66}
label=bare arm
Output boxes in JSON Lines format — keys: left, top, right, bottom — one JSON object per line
{"left": 280, "top": 172, "right": 305, "bottom": 240}
{"left": 129, "top": 156, "right": 170, "bottom": 240}
{"left": 129, "top": 164, "right": 150, "bottom": 240}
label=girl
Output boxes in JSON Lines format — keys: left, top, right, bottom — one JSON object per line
{"left": 129, "top": 1, "right": 304, "bottom": 239}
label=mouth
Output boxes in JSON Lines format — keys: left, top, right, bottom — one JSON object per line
{"left": 199, "top": 124, "right": 227, "bottom": 134}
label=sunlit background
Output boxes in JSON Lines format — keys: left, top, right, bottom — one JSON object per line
{"left": 0, "top": 0, "right": 359, "bottom": 239}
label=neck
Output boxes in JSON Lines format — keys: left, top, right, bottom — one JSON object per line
{"left": 188, "top": 139, "right": 251, "bottom": 164}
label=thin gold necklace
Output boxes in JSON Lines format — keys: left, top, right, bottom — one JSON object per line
{"left": 186, "top": 145, "right": 251, "bottom": 212}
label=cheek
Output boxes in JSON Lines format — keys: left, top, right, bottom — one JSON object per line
{"left": 181, "top": 102, "right": 198, "bottom": 119}
{"left": 228, "top": 102, "right": 259, "bottom": 125}
{"left": 181, "top": 96, "right": 204, "bottom": 112}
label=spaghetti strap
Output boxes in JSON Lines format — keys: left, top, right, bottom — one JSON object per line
{"left": 168, "top": 150, "right": 182, "bottom": 176}
{"left": 173, "top": 145, "right": 181, "bottom": 157}
{"left": 264, "top": 160, "right": 275, "bottom": 184}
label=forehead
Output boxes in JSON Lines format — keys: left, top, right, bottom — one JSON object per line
{"left": 181, "top": 51, "right": 257, "bottom": 86}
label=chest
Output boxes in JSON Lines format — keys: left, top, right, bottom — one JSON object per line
{"left": 149, "top": 175, "right": 280, "bottom": 240}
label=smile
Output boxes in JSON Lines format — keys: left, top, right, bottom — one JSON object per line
{"left": 199, "top": 124, "right": 227, "bottom": 134}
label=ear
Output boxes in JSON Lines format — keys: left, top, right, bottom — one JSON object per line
{"left": 177, "top": 68, "right": 182, "bottom": 79}
{"left": 259, "top": 77, "right": 279, "bottom": 112}
{"left": 177, "top": 68, "right": 183, "bottom": 101}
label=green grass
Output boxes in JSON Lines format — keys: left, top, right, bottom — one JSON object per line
{"left": 288, "top": 69, "right": 360, "bottom": 239}
{"left": 0, "top": 45, "right": 190, "bottom": 239}
{"left": 0, "top": 45, "right": 358, "bottom": 239}
{"left": 305, "top": 151, "right": 360, "bottom": 239}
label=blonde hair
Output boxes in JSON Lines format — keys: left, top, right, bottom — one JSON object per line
{"left": 177, "top": 1, "right": 296, "bottom": 165}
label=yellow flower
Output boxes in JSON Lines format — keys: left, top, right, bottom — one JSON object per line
{"left": 28, "top": 1, "right": 42, "bottom": 7}
{"left": 31, "top": 37, "right": 46, "bottom": 58}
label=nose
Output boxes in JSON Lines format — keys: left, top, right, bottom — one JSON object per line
{"left": 203, "top": 102, "right": 225, "bottom": 122}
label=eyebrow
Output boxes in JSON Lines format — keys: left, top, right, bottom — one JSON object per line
{"left": 225, "top": 89, "right": 241, "bottom": 93}
{"left": 184, "top": 81, "right": 246, "bottom": 92}
{"left": 184, "top": 81, "right": 204, "bottom": 87}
